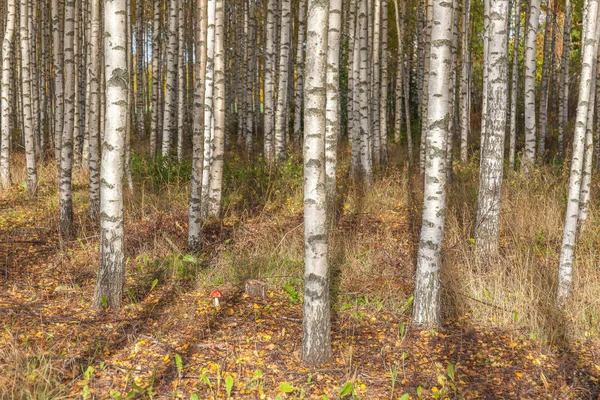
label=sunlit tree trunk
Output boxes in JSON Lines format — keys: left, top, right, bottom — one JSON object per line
{"left": 274, "top": 0, "right": 291, "bottom": 161}
{"left": 392, "top": 0, "right": 403, "bottom": 145}
{"left": 136, "top": 0, "right": 145, "bottom": 140}
{"left": 177, "top": 0, "right": 185, "bottom": 161}
{"left": 162, "top": 0, "right": 178, "bottom": 157}
{"left": 326, "top": 0, "right": 341, "bottom": 218}
{"left": 521, "top": 0, "right": 539, "bottom": 174}
{"left": 189, "top": 0, "right": 208, "bottom": 250}
{"left": 150, "top": 0, "right": 161, "bottom": 158}
{"left": 459, "top": 0, "right": 471, "bottom": 163}
{"left": 558, "top": 0, "right": 571, "bottom": 161}
{"left": 372, "top": 0, "right": 381, "bottom": 167}
{"left": 379, "top": 0, "right": 389, "bottom": 166}
{"left": 537, "top": 0, "right": 553, "bottom": 160}
{"left": 0, "top": 0, "right": 16, "bottom": 189}
{"left": 264, "top": 0, "right": 277, "bottom": 163}
{"left": 59, "top": 0, "right": 76, "bottom": 236}
{"left": 293, "top": 0, "right": 306, "bottom": 146}
{"left": 245, "top": 0, "right": 255, "bottom": 153}
{"left": 302, "top": 0, "right": 331, "bottom": 366}
{"left": 508, "top": 0, "right": 521, "bottom": 171}
{"left": 419, "top": 0, "right": 433, "bottom": 174}
{"left": 88, "top": 0, "right": 101, "bottom": 218}
{"left": 206, "top": 0, "right": 224, "bottom": 218}
{"left": 557, "top": 0, "right": 599, "bottom": 306}
{"left": 413, "top": 0, "right": 453, "bottom": 328}
{"left": 201, "top": 0, "right": 215, "bottom": 219}
{"left": 475, "top": 0, "right": 509, "bottom": 257}
{"left": 93, "top": 0, "right": 128, "bottom": 311}
{"left": 358, "top": 0, "right": 373, "bottom": 184}
{"left": 52, "top": 0, "right": 64, "bottom": 163}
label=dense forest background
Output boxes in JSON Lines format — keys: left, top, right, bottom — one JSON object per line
{"left": 2, "top": 0, "right": 600, "bottom": 398}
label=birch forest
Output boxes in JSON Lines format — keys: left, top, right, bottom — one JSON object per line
{"left": 3, "top": 0, "right": 600, "bottom": 397}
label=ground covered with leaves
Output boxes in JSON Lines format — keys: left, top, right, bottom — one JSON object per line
{"left": 2, "top": 157, "right": 600, "bottom": 399}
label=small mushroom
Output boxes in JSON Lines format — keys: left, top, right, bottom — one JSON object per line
{"left": 210, "top": 289, "right": 223, "bottom": 307}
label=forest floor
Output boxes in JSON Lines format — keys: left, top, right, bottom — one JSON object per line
{"left": 2, "top": 151, "right": 600, "bottom": 399}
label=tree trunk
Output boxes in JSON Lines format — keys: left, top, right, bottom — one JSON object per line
{"left": 136, "top": 0, "right": 145, "bottom": 140}
{"left": 379, "top": 0, "right": 389, "bottom": 166}
{"left": 521, "top": 0, "right": 540, "bottom": 174}
{"left": 293, "top": 0, "right": 306, "bottom": 146}
{"left": 326, "top": 0, "right": 342, "bottom": 220}
{"left": 88, "top": 0, "right": 101, "bottom": 218}
{"left": 93, "top": 0, "right": 128, "bottom": 312}
{"left": 557, "top": 0, "right": 599, "bottom": 306}
{"left": 537, "top": 0, "right": 553, "bottom": 160}
{"left": 150, "top": 0, "right": 161, "bottom": 158}
{"left": 264, "top": 0, "right": 277, "bottom": 163}
{"left": 302, "top": 0, "right": 331, "bottom": 366}
{"left": 206, "top": 0, "right": 225, "bottom": 219}
{"left": 0, "top": 0, "right": 16, "bottom": 189}
{"left": 558, "top": 0, "right": 571, "bottom": 161}
{"left": 274, "top": 0, "right": 291, "bottom": 161}
{"left": 188, "top": 0, "right": 208, "bottom": 250}
{"left": 176, "top": 0, "right": 185, "bottom": 161}
{"left": 459, "top": 0, "right": 471, "bottom": 163}
{"left": 413, "top": 0, "right": 454, "bottom": 328}
{"left": 161, "top": 0, "right": 178, "bottom": 157}
{"left": 52, "top": 0, "right": 64, "bottom": 164}
{"left": 475, "top": 0, "right": 510, "bottom": 257}
{"left": 508, "top": 0, "right": 521, "bottom": 171}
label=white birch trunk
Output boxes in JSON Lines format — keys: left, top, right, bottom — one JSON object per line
{"left": 274, "top": 0, "right": 291, "bottom": 161}
{"left": 0, "top": 0, "right": 16, "bottom": 189}
{"left": 201, "top": 0, "right": 216, "bottom": 219}
{"left": 508, "top": 0, "right": 521, "bottom": 171}
{"left": 88, "top": 0, "right": 101, "bottom": 218}
{"left": 93, "top": 0, "right": 128, "bottom": 311}
{"left": 475, "top": 0, "right": 510, "bottom": 256}
{"left": 189, "top": 0, "right": 208, "bottom": 250}
{"left": 161, "top": 0, "right": 178, "bottom": 157}
{"left": 293, "top": 0, "right": 306, "bottom": 145}
{"left": 459, "top": 0, "right": 471, "bottom": 163}
{"left": 537, "top": 0, "right": 553, "bottom": 160}
{"left": 413, "top": 0, "right": 453, "bottom": 328}
{"left": 206, "top": 0, "right": 225, "bottom": 219}
{"left": 326, "top": 0, "right": 342, "bottom": 217}
{"left": 302, "top": 0, "right": 331, "bottom": 365}
{"left": 263, "top": 0, "right": 277, "bottom": 163}
{"left": 558, "top": 0, "right": 572, "bottom": 161}
{"left": 521, "top": 0, "right": 540, "bottom": 174}
{"left": 557, "top": 0, "right": 600, "bottom": 306}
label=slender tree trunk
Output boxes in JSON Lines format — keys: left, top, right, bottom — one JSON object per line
{"left": 379, "top": 0, "right": 389, "bottom": 166}
{"left": 264, "top": 0, "right": 277, "bottom": 163}
{"left": 59, "top": 0, "right": 76, "bottom": 236}
{"left": 521, "top": 0, "right": 540, "bottom": 174}
{"left": 537, "top": 0, "right": 553, "bottom": 160}
{"left": 413, "top": 0, "right": 453, "bottom": 328}
{"left": 302, "top": 0, "right": 331, "bottom": 366}
{"left": 508, "top": 0, "right": 521, "bottom": 171}
{"left": 475, "top": 0, "right": 510, "bottom": 257}
{"left": 372, "top": 0, "right": 381, "bottom": 167}
{"left": 88, "top": 0, "right": 101, "bottom": 218}
{"left": 150, "top": 0, "right": 161, "bottom": 158}
{"left": 93, "top": 0, "right": 128, "bottom": 311}
{"left": 326, "top": 0, "right": 342, "bottom": 219}
{"left": 358, "top": 0, "right": 373, "bottom": 184}
{"left": 0, "top": 0, "right": 16, "bottom": 189}
{"left": 419, "top": 0, "right": 433, "bottom": 174}
{"left": 392, "top": 0, "right": 404, "bottom": 145}
{"left": 136, "top": 0, "right": 145, "bottom": 139}
{"left": 293, "top": 0, "right": 306, "bottom": 146}
{"left": 176, "top": 0, "right": 185, "bottom": 161}
{"left": 558, "top": 0, "right": 571, "bottom": 161}
{"left": 557, "top": 0, "right": 599, "bottom": 306}
{"left": 162, "top": 0, "right": 178, "bottom": 157}
{"left": 459, "top": 0, "right": 471, "bottom": 163}
{"left": 206, "top": 0, "right": 224, "bottom": 218}
{"left": 188, "top": 0, "right": 208, "bottom": 250}
{"left": 274, "top": 0, "right": 291, "bottom": 161}
{"left": 52, "top": 0, "right": 64, "bottom": 164}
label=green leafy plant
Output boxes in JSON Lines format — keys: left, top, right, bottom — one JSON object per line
{"left": 225, "top": 375, "right": 234, "bottom": 399}
{"left": 338, "top": 381, "right": 355, "bottom": 398}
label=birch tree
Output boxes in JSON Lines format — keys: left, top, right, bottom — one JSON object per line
{"left": 88, "top": 0, "right": 101, "bottom": 218}
{"left": 274, "top": 0, "right": 291, "bottom": 161}
{"left": 293, "top": 0, "right": 306, "bottom": 145}
{"left": 264, "top": 0, "right": 277, "bottom": 163}
{"left": 459, "top": 0, "right": 471, "bottom": 163}
{"left": 302, "top": 0, "right": 331, "bottom": 365}
{"left": 558, "top": 0, "right": 572, "bottom": 160}
{"left": 326, "top": 0, "right": 342, "bottom": 217}
{"left": 413, "top": 0, "right": 454, "bottom": 328}
{"left": 508, "top": 0, "right": 521, "bottom": 171}
{"left": 521, "top": 0, "right": 540, "bottom": 174}
{"left": 189, "top": 0, "right": 208, "bottom": 250}
{"left": 93, "top": 0, "right": 129, "bottom": 311}
{"left": 537, "top": 0, "right": 553, "bottom": 160}
{"left": 557, "top": 0, "right": 600, "bottom": 306}
{"left": 59, "top": 0, "right": 76, "bottom": 236}
{"left": 475, "top": 0, "right": 510, "bottom": 257}
{"left": 162, "top": 0, "right": 178, "bottom": 157}
{"left": 0, "top": 0, "right": 16, "bottom": 189}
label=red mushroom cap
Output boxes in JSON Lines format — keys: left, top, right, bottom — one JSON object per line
{"left": 210, "top": 289, "right": 223, "bottom": 298}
